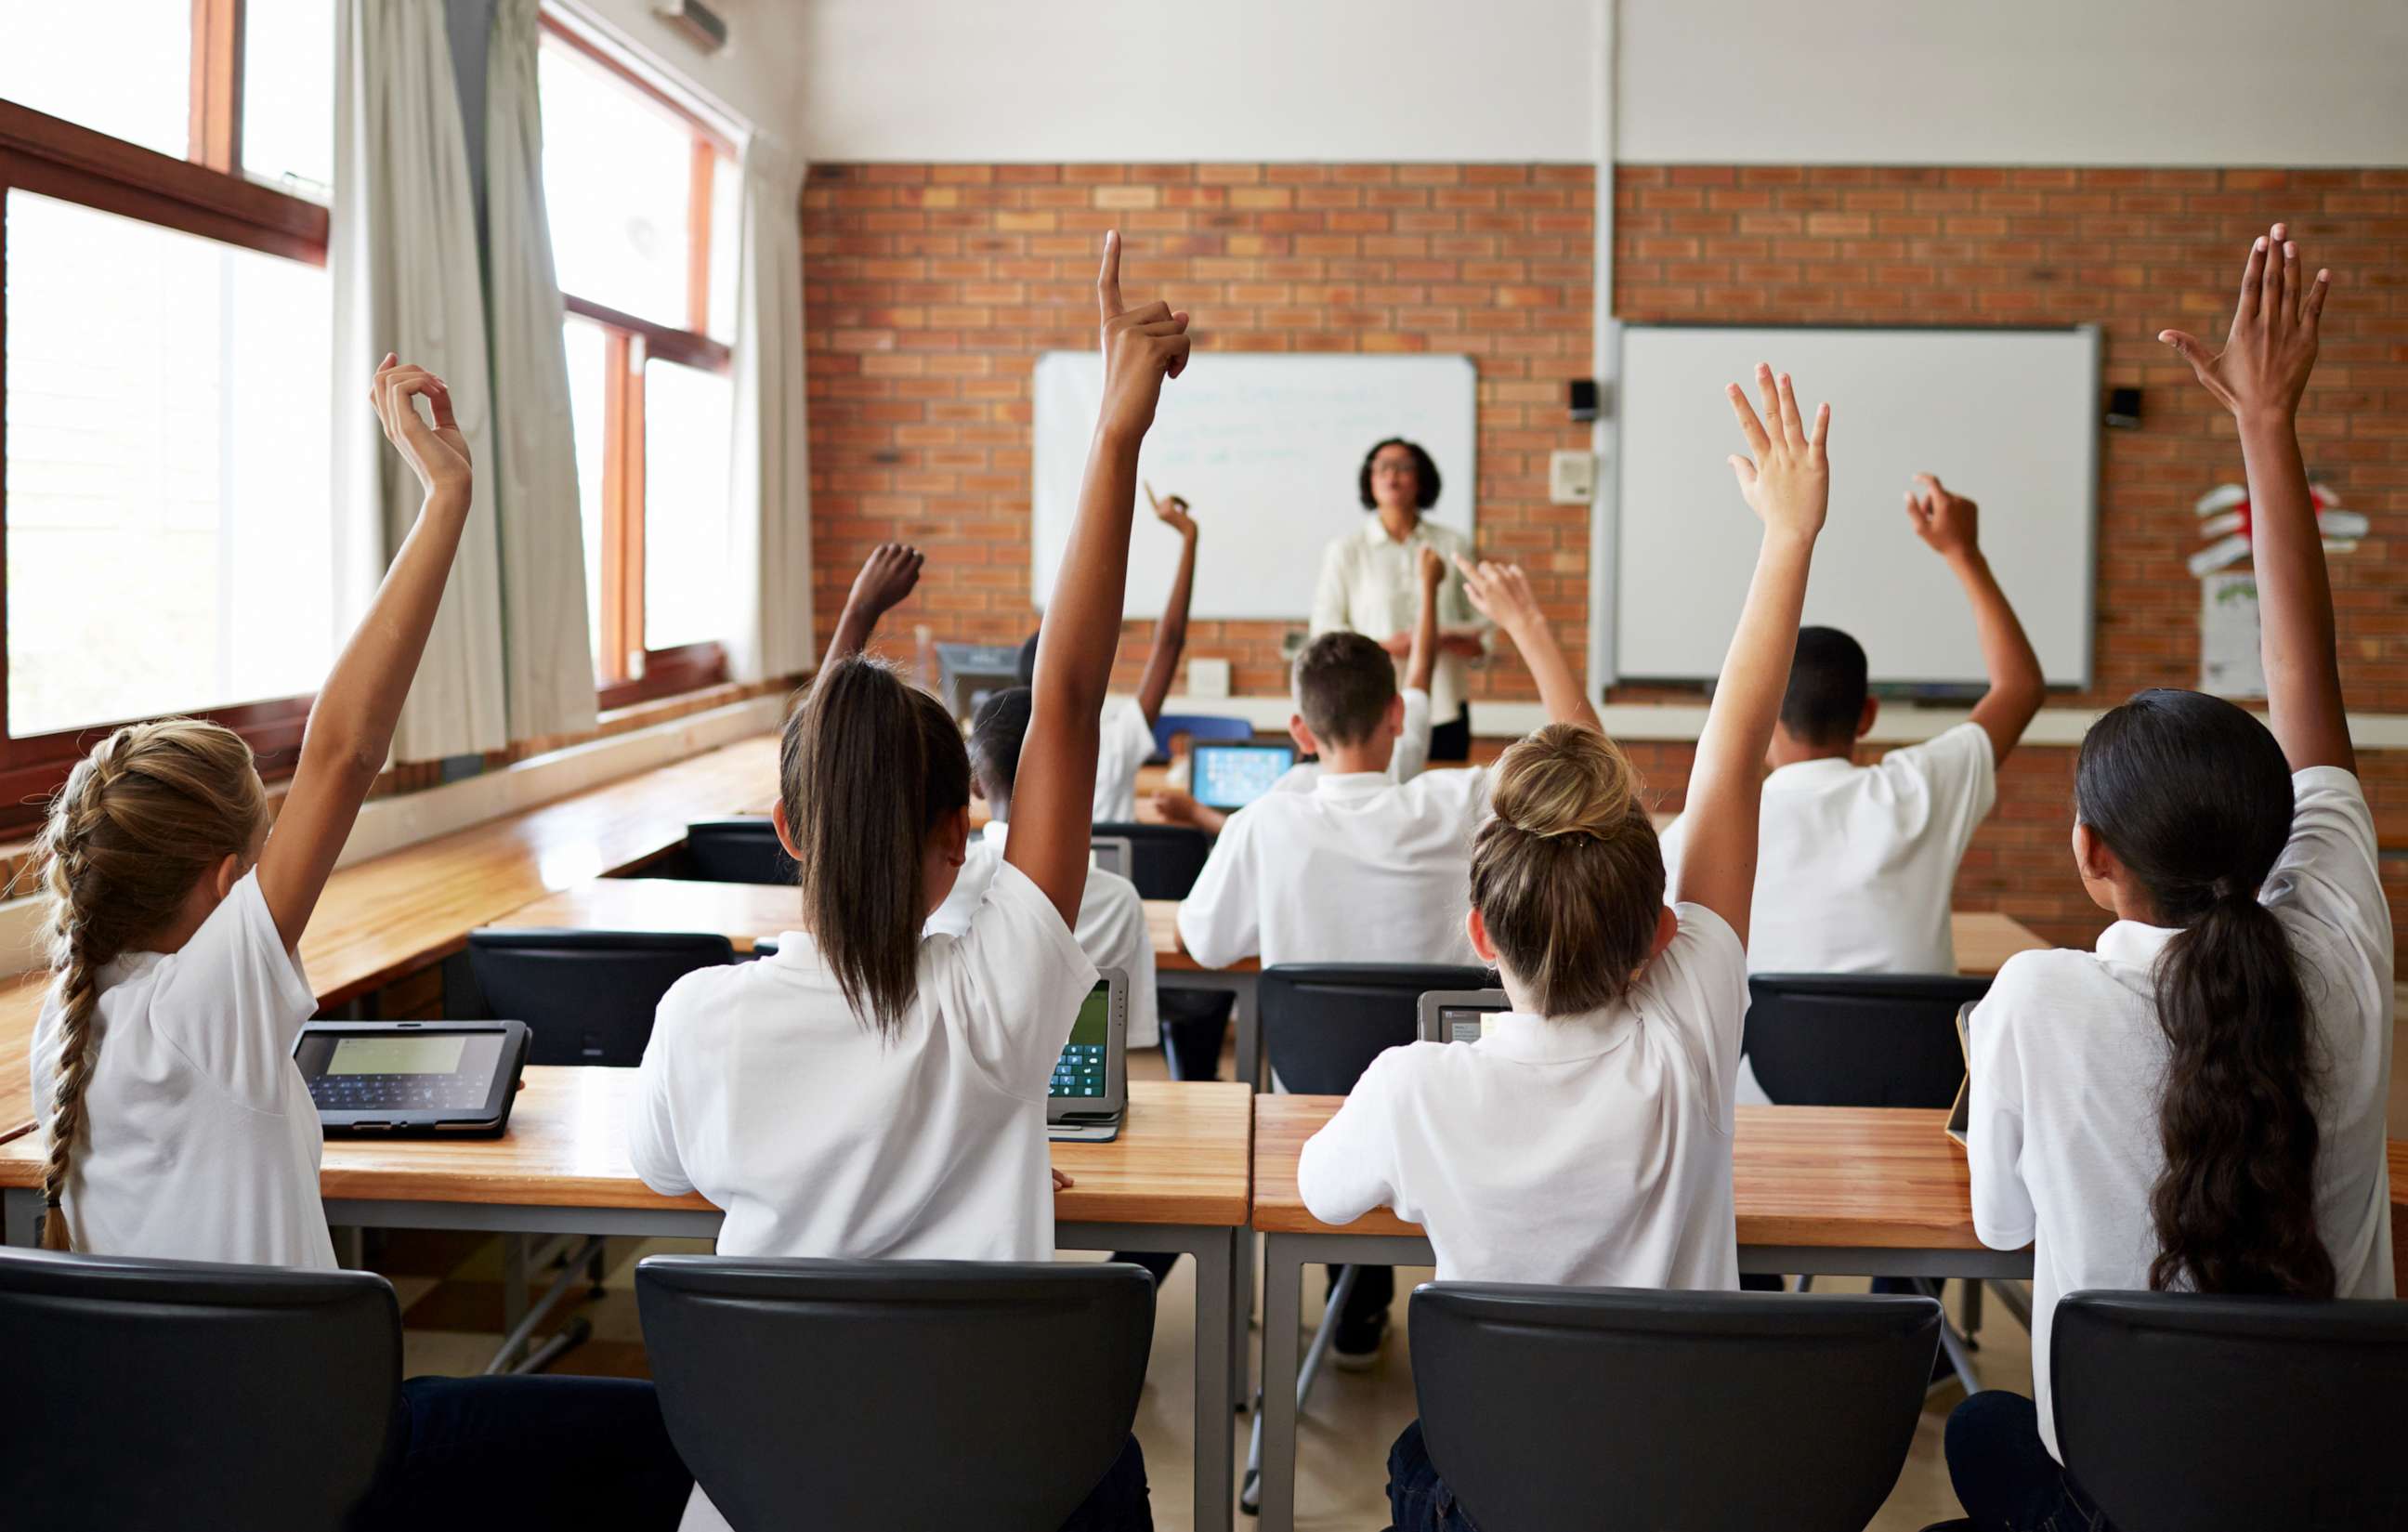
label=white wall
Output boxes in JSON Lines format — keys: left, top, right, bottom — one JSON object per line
{"left": 791, "top": 0, "right": 1602, "bottom": 163}
{"left": 562, "top": 0, "right": 816, "bottom": 146}
{"left": 1618, "top": 0, "right": 2408, "bottom": 166}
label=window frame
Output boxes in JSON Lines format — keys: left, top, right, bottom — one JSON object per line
{"left": 0, "top": 3, "right": 330, "bottom": 831}
{"left": 539, "top": 12, "right": 738, "bottom": 708}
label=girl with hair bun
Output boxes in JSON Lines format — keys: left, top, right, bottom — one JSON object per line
{"left": 1300, "top": 365, "right": 1834, "bottom": 1532}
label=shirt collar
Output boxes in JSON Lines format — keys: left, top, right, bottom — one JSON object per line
{"left": 2094, "top": 920, "right": 2181, "bottom": 973}
{"left": 1765, "top": 756, "right": 1859, "bottom": 788}
{"left": 1478, "top": 1007, "right": 1636, "bottom": 1064}
{"left": 1313, "top": 770, "right": 1394, "bottom": 801}
{"left": 1362, "top": 516, "right": 1427, "bottom": 547}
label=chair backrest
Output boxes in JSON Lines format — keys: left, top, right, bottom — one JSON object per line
{"left": 1089, "top": 834, "right": 1134, "bottom": 883}
{"left": 1151, "top": 711, "right": 1254, "bottom": 760}
{"left": 0, "top": 1248, "right": 401, "bottom": 1532}
{"left": 1260, "top": 963, "right": 1494, "bottom": 1095}
{"left": 1089, "top": 821, "right": 1214, "bottom": 901}
{"left": 2052, "top": 1290, "right": 2408, "bottom": 1531}
{"left": 1742, "top": 972, "right": 1991, "bottom": 1107}
{"left": 635, "top": 1256, "right": 1152, "bottom": 1532}
{"left": 467, "top": 927, "right": 735, "bottom": 1066}
{"left": 682, "top": 817, "right": 796, "bottom": 886}
{"left": 1412, "top": 1282, "right": 1940, "bottom": 1532}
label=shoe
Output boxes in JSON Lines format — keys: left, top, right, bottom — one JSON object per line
{"left": 1331, "top": 1307, "right": 1388, "bottom": 1370}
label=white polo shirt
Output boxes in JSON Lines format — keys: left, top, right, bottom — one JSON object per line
{"left": 927, "top": 818, "right": 1159, "bottom": 1047}
{"left": 1176, "top": 766, "right": 1491, "bottom": 971}
{"left": 1299, "top": 904, "right": 1747, "bottom": 1290}
{"left": 1092, "top": 697, "right": 1158, "bottom": 824}
{"left": 1967, "top": 766, "right": 2394, "bottom": 1462}
{"left": 1311, "top": 517, "right": 1491, "bottom": 726}
{"left": 1265, "top": 687, "right": 1433, "bottom": 798}
{"left": 31, "top": 870, "right": 334, "bottom": 1269}
{"left": 1657, "top": 720, "right": 1997, "bottom": 976}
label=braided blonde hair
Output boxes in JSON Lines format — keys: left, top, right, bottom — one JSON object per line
{"left": 33, "top": 721, "right": 266, "bottom": 1251}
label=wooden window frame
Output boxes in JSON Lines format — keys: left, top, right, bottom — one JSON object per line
{"left": 1, "top": 3, "right": 330, "bottom": 831}
{"left": 540, "top": 13, "right": 736, "bottom": 707}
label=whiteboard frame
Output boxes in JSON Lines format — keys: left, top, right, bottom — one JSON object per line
{"left": 1592, "top": 321, "right": 2101, "bottom": 693}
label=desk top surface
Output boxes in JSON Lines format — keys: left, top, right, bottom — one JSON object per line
{"left": 0, "top": 1072, "right": 1254, "bottom": 1229}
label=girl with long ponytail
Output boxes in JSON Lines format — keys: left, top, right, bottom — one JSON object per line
{"left": 1943, "top": 228, "right": 2394, "bottom": 1532}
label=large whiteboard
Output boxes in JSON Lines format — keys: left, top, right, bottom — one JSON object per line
{"left": 1612, "top": 325, "right": 2099, "bottom": 687}
{"left": 1031, "top": 351, "right": 1478, "bottom": 620}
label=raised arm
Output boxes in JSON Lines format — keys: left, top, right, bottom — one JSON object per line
{"left": 2162, "top": 223, "right": 2349, "bottom": 774}
{"left": 1006, "top": 232, "right": 1191, "bottom": 921}
{"left": 1456, "top": 556, "right": 1599, "bottom": 732}
{"left": 1672, "top": 365, "right": 1830, "bottom": 942}
{"left": 255, "top": 358, "right": 474, "bottom": 948}
{"left": 1905, "top": 475, "right": 2044, "bottom": 765}
{"left": 1407, "top": 546, "right": 1443, "bottom": 695}
{"left": 826, "top": 543, "right": 924, "bottom": 663}
{"left": 1132, "top": 483, "right": 1197, "bottom": 724}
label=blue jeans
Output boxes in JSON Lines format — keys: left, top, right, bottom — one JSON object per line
{"left": 353, "top": 1374, "right": 692, "bottom": 1530}
{"left": 1945, "top": 1391, "right": 2112, "bottom": 1532}
{"left": 1385, "top": 1419, "right": 1483, "bottom": 1532}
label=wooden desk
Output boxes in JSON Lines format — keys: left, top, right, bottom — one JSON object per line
{"left": 0, "top": 1073, "right": 1251, "bottom": 1532}
{"left": 1955, "top": 910, "right": 2049, "bottom": 976}
{"left": 491, "top": 879, "right": 798, "bottom": 953}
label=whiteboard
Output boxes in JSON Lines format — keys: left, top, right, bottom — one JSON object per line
{"left": 1031, "top": 351, "right": 1478, "bottom": 620}
{"left": 1611, "top": 325, "right": 2099, "bottom": 687}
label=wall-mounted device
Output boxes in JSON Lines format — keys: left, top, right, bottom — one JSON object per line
{"left": 653, "top": 1, "right": 728, "bottom": 53}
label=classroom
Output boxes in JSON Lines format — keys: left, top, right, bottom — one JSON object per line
{"left": 1, "top": 2, "right": 2402, "bottom": 1528}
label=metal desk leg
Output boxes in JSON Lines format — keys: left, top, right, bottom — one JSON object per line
{"left": 1190, "top": 1227, "right": 1237, "bottom": 1532}
{"left": 1258, "top": 1233, "right": 1306, "bottom": 1532}
{"left": 1233, "top": 1224, "right": 1255, "bottom": 1411}
{"left": 1229, "top": 971, "right": 1262, "bottom": 1092}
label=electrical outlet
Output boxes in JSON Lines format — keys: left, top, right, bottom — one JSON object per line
{"left": 1549, "top": 450, "right": 1597, "bottom": 504}
{"left": 1186, "top": 657, "right": 1232, "bottom": 699}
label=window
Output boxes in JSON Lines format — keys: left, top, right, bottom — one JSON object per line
{"left": 1, "top": 1, "right": 334, "bottom": 825}
{"left": 540, "top": 17, "right": 739, "bottom": 706}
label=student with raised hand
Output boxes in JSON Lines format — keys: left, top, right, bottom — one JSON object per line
{"left": 630, "top": 230, "right": 1187, "bottom": 1532}
{"left": 1299, "top": 366, "right": 1830, "bottom": 1530}
{"left": 29, "top": 357, "right": 691, "bottom": 1527}
{"left": 1940, "top": 227, "right": 2391, "bottom": 1532}
{"left": 825, "top": 540, "right": 925, "bottom": 662}
{"left": 1153, "top": 543, "right": 1445, "bottom": 832}
{"left": 1657, "top": 470, "right": 2044, "bottom": 989}
{"left": 1017, "top": 479, "right": 1200, "bottom": 824}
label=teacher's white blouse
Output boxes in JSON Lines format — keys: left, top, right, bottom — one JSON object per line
{"left": 1310, "top": 517, "right": 1489, "bottom": 726}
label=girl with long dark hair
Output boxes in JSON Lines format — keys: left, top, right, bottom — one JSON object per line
{"left": 1943, "top": 226, "right": 2394, "bottom": 1530}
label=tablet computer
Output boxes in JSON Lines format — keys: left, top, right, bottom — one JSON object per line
{"left": 1944, "top": 1001, "right": 1975, "bottom": 1147}
{"left": 1191, "top": 742, "right": 1297, "bottom": 810}
{"left": 1417, "top": 989, "right": 1512, "bottom": 1044}
{"left": 294, "top": 1020, "right": 530, "bottom": 1136}
{"left": 1049, "top": 968, "right": 1129, "bottom": 1143}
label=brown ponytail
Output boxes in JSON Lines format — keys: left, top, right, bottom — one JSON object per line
{"left": 1469, "top": 724, "right": 1665, "bottom": 1016}
{"left": 33, "top": 721, "right": 267, "bottom": 1251}
{"left": 2075, "top": 689, "right": 2335, "bottom": 1299}
{"left": 781, "top": 658, "right": 970, "bottom": 1039}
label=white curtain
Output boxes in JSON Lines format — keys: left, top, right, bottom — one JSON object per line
{"left": 726, "top": 135, "right": 817, "bottom": 682}
{"left": 331, "top": 0, "right": 508, "bottom": 761}
{"left": 484, "top": 0, "right": 597, "bottom": 740}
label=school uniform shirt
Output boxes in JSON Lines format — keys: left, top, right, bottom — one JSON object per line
{"left": 1311, "top": 518, "right": 1491, "bottom": 727}
{"left": 1092, "top": 696, "right": 1158, "bottom": 823}
{"left": 30, "top": 870, "right": 334, "bottom": 1269}
{"left": 1298, "top": 904, "right": 1748, "bottom": 1290}
{"left": 1967, "top": 766, "right": 2395, "bottom": 1463}
{"left": 1176, "top": 766, "right": 1490, "bottom": 970}
{"left": 1264, "top": 687, "right": 1434, "bottom": 798}
{"left": 1656, "top": 720, "right": 1997, "bottom": 976}
{"left": 926, "top": 818, "right": 1159, "bottom": 1047}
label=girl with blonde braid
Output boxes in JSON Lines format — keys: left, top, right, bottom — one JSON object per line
{"left": 31, "top": 358, "right": 691, "bottom": 1528}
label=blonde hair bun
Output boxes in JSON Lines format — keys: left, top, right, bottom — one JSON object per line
{"left": 1489, "top": 723, "right": 1641, "bottom": 841}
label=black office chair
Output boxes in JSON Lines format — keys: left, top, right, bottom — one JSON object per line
{"left": 466, "top": 927, "right": 736, "bottom": 1067}
{"left": 1743, "top": 972, "right": 1991, "bottom": 1107}
{"left": 2048, "top": 1289, "right": 2408, "bottom": 1531}
{"left": 0, "top": 1248, "right": 400, "bottom": 1531}
{"left": 1414, "top": 1282, "right": 1942, "bottom": 1532}
{"left": 1090, "top": 820, "right": 1212, "bottom": 901}
{"left": 1245, "top": 962, "right": 1492, "bottom": 1511}
{"left": 680, "top": 817, "right": 795, "bottom": 886}
{"left": 635, "top": 1256, "right": 1152, "bottom": 1532}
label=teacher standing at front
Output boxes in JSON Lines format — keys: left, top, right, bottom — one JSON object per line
{"left": 1310, "top": 437, "right": 1491, "bottom": 761}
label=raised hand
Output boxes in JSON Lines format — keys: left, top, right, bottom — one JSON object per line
{"left": 371, "top": 353, "right": 470, "bottom": 501}
{"left": 1095, "top": 230, "right": 1192, "bottom": 440}
{"left": 1145, "top": 480, "right": 1197, "bottom": 539}
{"left": 1904, "top": 473, "right": 1979, "bottom": 559}
{"left": 1454, "top": 556, "right": 1541, "bottom": 635}
{"left": 1725, "top": 362, "right": 1829, "bottom": 542}
{"left": 847, "top": 543, "right": 924, "bottom": 621}
{"left": 2160, "top": 222, "right": 2328, "bottom": 424}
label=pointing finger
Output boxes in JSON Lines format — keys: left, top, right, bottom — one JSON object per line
{"left": 1095, "top": 229, "right": 1123, "bottom": 323}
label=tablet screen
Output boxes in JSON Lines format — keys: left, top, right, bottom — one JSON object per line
{"left": 329, "top": 1035, "right": 468, "bottom": 1075}
{"left": 1193, "top": 744, "right": 1294, "bottom": 809}
{"left": 1050, "top": 987, "right": 1111, "bottom": 1100}
{"left": 1438, "top": 1005, "right": 1496, "bottom": 1044}
{"left": 295, "top": 1030, "right": 505, "bottom": 1113}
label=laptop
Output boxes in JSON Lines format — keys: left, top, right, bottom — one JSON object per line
{"left": 1049, "top": 968, "right": 1130, "bottom": 1142}
{"left": 1190, "top": 741, "right": 1297, "bottom": 811}
{"left": 1416, "top": 989, "right": 1512, "bottom": 1044}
